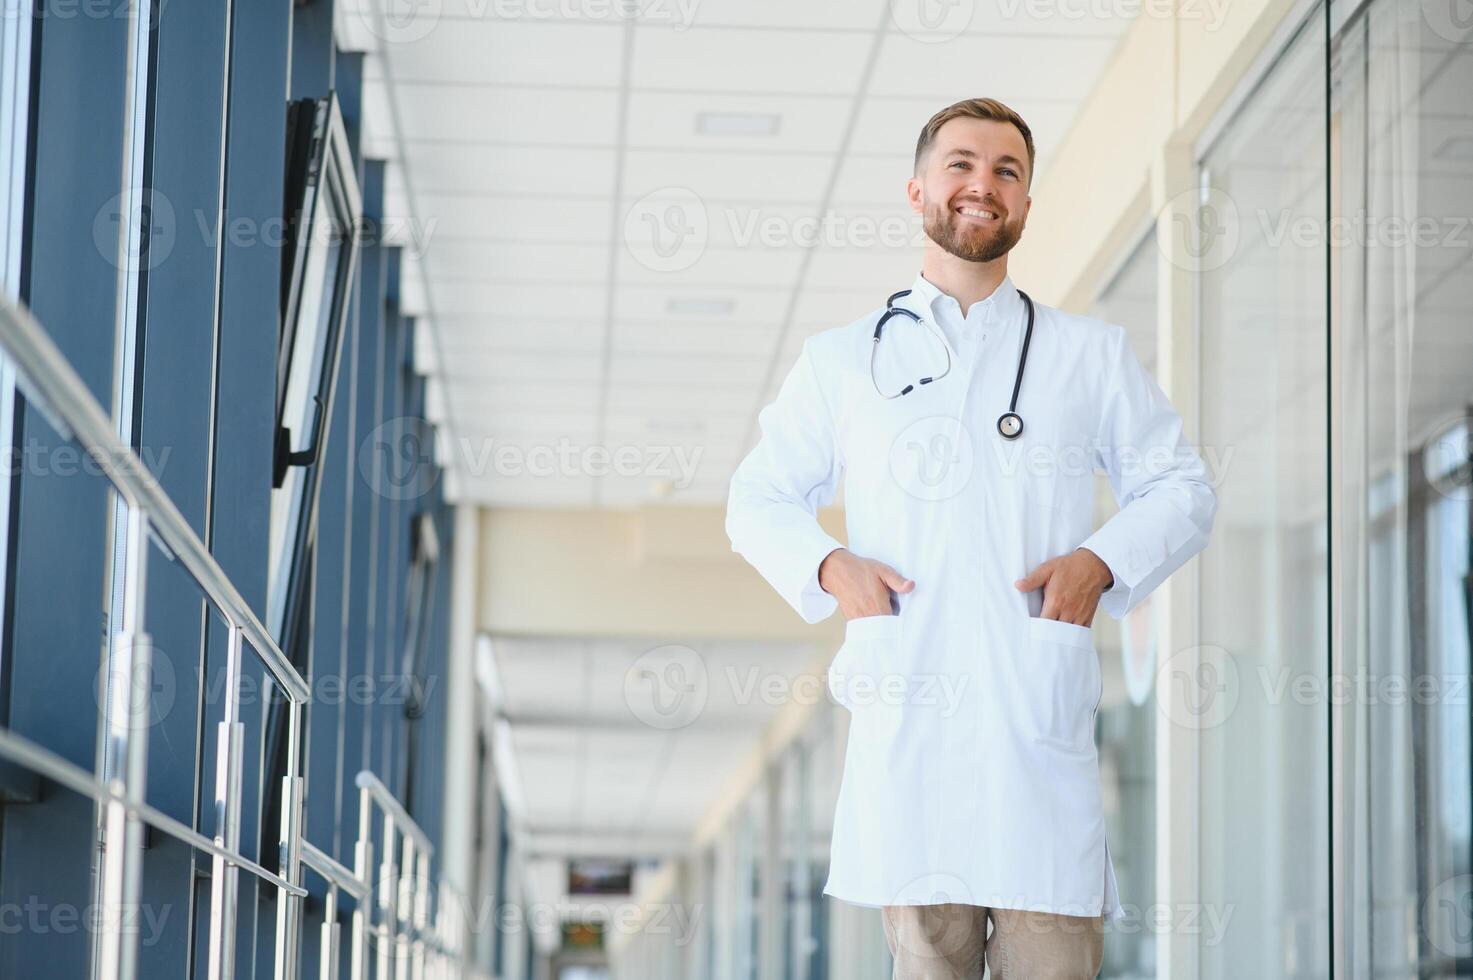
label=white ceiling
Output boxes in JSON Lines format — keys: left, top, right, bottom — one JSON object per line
{"left": 334, "top": 1, "right": 1144, "bottom": 884}
{"left": 484, "top": 633, "right": 822, "bottom": 858}
{"left": 336, "top": 0, "right": 1142, "bottom": 507}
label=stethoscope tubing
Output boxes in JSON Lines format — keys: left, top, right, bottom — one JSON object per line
{"left": 871, "top": 286, "right": 1036, "bottom": 440}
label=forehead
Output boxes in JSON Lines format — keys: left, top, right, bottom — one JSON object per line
{"left": 933, "top": 116, "right": 1028, "bottom": 160}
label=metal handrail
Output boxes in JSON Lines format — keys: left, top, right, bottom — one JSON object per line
{"left": 0, "top": 728, "right": 307, "bottom": 897}
{"left": 0, "top": 298, "right": 484, "bottom": 979}
{"left": 0, "top": 295, "right": 309, "bottom": 703}
{"left": 356, "top": 769, "right": 435, "bottom": 855}
{"left": 301, "top": 838, "right": 369, "bottom": 900}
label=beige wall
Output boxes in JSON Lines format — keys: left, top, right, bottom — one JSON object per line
{"left": 1013, "top": 0, "right": 1304, "bottom": 312}
{"left": 478, "top": 504, "right": 846, "bottom": 646}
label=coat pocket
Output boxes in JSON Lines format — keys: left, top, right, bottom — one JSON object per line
{"left": 827, "top": 614, "right": 905, "bottom": 741}
{"left": 1023, "top": 616, "right": 1102, "bottom": 753}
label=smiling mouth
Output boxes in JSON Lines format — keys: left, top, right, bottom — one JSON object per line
{"left": 955, "top": 205, "right": 1001, "bottom": 221}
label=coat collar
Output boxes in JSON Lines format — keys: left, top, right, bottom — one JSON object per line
{"left": 898, "top": 271, "right": 1025, "bottom": 326}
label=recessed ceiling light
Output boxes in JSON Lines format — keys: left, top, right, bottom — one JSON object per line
{"left": 646, "top": 418, "right": 707, "bottom": 435}
{"left": 696, "top": 112, "right": 781, "bottom": 137}
{"left": 667, "top": 298, "right": 734, "bottom": 316}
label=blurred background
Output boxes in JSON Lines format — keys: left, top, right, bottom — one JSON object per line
{"left": 0, "top": 0, "right": 1468, "bottom": 977}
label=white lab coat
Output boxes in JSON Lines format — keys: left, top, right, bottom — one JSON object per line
{"left": 725, "top": 273, "right": 1217, "bottom": 920}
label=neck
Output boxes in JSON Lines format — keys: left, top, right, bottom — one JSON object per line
{"left": 920, "top": 246, "right": 1009, "bottom": 318}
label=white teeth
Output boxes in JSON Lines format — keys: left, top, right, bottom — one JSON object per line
{"left": 959, "top": 207, "right": 998, "bottom": 219}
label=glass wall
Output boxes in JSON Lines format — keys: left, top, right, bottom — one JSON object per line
{"left": 1196, "top": 7, "right": 1332, "bottom": 977}
{"left": 1091, "top": 233, "right": 1160, "bottom": 979}
{"left": 1332, "top": 0, "right": 1473, "bottom": 974}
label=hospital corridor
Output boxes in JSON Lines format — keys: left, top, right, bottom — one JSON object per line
{"left": 0, "top": 0, "right": 1468, "bottom": 977}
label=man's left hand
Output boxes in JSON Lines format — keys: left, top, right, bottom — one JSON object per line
{"left": 1013, "top": 548, "right": 1114, "bottom": 626}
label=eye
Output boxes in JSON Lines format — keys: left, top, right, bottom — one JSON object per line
{"left": 999, "top": 168, "right": 1018, "bottom": 178}
{"left": 950, "top": 161, "right": 969, "bottom": 169}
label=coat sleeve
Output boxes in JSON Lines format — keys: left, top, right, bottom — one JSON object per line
{"left": 726, "top": 336, "right": 847, "bottom": 624}
{"left": 1078, "top": 325, "right": 1217, "bottom": 620}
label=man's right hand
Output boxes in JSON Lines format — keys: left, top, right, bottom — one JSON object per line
{"left": 818, "top": 548, "right": 914, "bottom": 620}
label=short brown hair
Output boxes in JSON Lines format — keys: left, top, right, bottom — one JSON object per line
{"left": 914, "top": 98, "right": 1035, "bottom": 187}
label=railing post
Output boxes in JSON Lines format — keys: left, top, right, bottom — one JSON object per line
{"left": 95, "top": 505, "right": 151, "bottom": 980}
{"left": 351, "top": 784, "right": 374, "bottom": 980}
{"left": 207, "top": 623, "right": 245, "bottom": 980}
{"left": 378, "top": 812, "right": 399, "bottom": 980}
{"left": 274, "top": 699, "right": 305, "bottom": 980}
{"left": 398, "top": 834, "right": 416, "bottom": 980}
{"left": 414, "top": 848, "right": 431, "bottom": 980}
{"left": 321, "top": 885, "right": 341, "bottom": 980}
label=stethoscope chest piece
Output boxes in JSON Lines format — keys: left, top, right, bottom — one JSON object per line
{"left": 997, "top": 412, "right": 1023, "bottom": 439}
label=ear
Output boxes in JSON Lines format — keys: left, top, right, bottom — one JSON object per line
{"left": 906, "top": 176, "right": 923, "bottom": 214}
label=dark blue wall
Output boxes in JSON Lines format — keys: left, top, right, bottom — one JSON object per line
{"left": 0, "top": 1, "right": 459, "bottom": 976}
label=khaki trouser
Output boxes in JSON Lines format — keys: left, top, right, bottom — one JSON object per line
{"left": 882, "top": 903, "right": 1104, "bottom": 980}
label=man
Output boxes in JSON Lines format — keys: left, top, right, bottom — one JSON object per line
{"left": 725, "top": 98, "right": 1217, "bottom": 978}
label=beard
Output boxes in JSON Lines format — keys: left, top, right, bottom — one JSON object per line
{"left": 924, "top": 199, "right": 1024, "bottom": 263}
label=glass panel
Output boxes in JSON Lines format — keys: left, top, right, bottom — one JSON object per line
{"left": 1334, "top": 0, "right": 1473, "bottom": 974}
{"left": 267, "top": 181, "right": 348, "bottom": 640}
{"left": 1090, "top": 233, "right": 1159, "bottom": 979}
{"left": 1197, "top": 9, "right": 1331, "bottom": 977}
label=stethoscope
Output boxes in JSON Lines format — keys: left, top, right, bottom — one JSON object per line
{"left": 870, "top": 286, "right": 1036, "bottom": 439}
